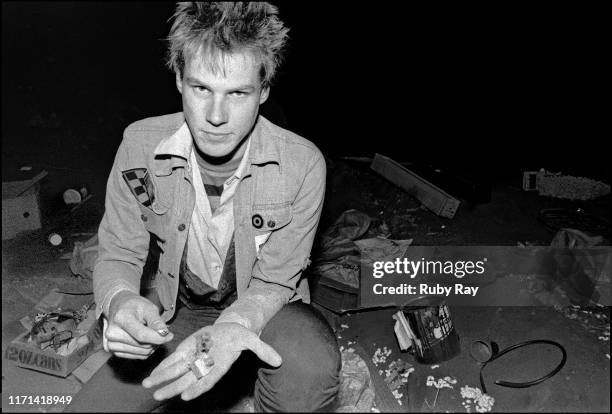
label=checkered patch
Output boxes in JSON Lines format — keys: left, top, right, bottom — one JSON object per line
{"left": 122, "top": 168, "right": 155, "bottom": 207}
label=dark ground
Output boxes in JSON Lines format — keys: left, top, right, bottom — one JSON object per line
{"left": 2, "top": 156, "right": 611, "bottom": 412}
{"left": 2, "top": 2, "right": 611, "bottom": 413}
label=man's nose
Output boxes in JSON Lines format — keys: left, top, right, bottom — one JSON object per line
{"left": 206, "top": 96, "right": 228, "bottom": 126}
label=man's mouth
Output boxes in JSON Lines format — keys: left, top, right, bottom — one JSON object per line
{"left": 204, "top": 131, "right": 230, "bottom": 138}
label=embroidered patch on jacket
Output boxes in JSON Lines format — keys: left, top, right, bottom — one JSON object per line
{"left": 122, "top": 168, "right": 155, "bottom": 207}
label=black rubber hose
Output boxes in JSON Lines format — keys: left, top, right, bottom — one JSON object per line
{"left": 479, "top": 339, "right": 567, "bottom": 394}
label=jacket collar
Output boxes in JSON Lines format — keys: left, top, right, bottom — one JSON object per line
{"left": 152, "top": 115, "right": 281, "bottom": 177}
{"left": 153, "top": 122, "right": 191, "bottom": 176}
{"left": 247, "top": 116, "right": 281, "bottom": 166}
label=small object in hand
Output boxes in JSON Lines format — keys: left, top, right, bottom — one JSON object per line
{"left": 197, "top": 332, "right": 213, "bottom": 353}
{"left": 157, "top": 328, "right": 169, "bottom": 337}
{"left": 189, "top": 359, "right": 205, "bottom": 380}
{"left": 188, "top": 332, "right": 215, "bottom": 378}
{"left": 203, "top": 355, "right": 215, "bottom": 367}
{"left": 189, "top": 356, "right": 214, "bottom": 379}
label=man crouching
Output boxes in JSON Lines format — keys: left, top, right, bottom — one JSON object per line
{"left": 67, "top": 3, "right": 340, "bottom": 412}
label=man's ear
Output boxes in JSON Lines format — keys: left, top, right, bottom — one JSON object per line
{"left": 259, "top": 86, "right": 270, "bottom": 105}
{"left": 175, "top": 71, "right": 183, "bottom": 94}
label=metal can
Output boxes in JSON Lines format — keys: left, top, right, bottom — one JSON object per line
{"left": 400, "top": 298, "right": 461, "bottom": 364}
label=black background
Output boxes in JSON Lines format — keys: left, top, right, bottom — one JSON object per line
{"left": 2, "top": 2, "right": 608, "bottom": 181}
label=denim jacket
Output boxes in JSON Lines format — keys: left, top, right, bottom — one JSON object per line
{"left": 93, "top": 113, "right": 326, "bottom": 334}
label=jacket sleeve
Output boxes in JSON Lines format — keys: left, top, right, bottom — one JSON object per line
{"left": 215, "top": 151, "right": 326, "bottom": 334}
{"left": 93, "top": 134, "right": 150, "bottom": 319}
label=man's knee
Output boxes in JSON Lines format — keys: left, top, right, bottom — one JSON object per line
{"left": 255, "top": 302, "right": 341, "bottom": 412}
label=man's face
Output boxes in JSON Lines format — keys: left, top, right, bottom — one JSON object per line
{"left": 176, "top": 49, "right": 269, "bottom": 158}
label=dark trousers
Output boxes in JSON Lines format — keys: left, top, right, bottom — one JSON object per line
{"left": 66, "top": 301, "right": 341, "bottom": 412}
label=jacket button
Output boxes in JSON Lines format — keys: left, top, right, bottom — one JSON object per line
{"left": 141, "top": 214, "right": 148, "bottom": 222}
{"left": 252, "top": 214, "right": 263, "bottom": 229}
{"left": 178, "top": 223, "right": 186, "bottom": 231}
{"left": 267, "top": 220, "right": 276, "bottom": 228}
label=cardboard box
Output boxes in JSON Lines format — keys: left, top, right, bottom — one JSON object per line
{"left": 2, "top": 170, "right": 48, "bottom": 240}
{"left": 310, "top": 273, "right": 360, "bottom": 314}
{"left": 3, "top": 289, "right": 103, "bottom": 377}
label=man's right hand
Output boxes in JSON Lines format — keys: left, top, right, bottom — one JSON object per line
{"left": 105, "top": 291, "right": 174, "bottom": 360}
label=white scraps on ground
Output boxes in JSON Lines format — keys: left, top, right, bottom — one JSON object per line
{"left": 426, "top": 375, "right": 457, "bottom": 389}
{"left": 372, "top": 346, "right": 392, "bottom": 366}
{"left": 460, "top": 385, "right": 495, "bottom": 413}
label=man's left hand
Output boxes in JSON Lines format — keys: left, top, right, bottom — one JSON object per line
{"left": 142, "top": 322, "right": 282, "bottom": 401}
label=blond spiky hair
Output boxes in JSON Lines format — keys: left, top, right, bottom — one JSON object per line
{"left": 166, "top": 2, "right": 289, "bottom": 88}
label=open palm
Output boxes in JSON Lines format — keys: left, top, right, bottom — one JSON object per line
{"left": 142, "top": 322, "right": 282, "bottom": 401}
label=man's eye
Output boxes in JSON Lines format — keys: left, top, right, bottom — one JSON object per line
{"left": 231, "top": 91, "right": 247, "bottom": 97}
{"left": 194, "top": 86, "right": 209, "bottom": 93}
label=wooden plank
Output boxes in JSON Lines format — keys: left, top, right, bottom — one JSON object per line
{"left": 371, "top": 154, "right": 460, "bottom": 218}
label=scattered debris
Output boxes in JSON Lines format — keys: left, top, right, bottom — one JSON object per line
{"left": 424, "top": 375, "right": 457, "bottom": 409}
{"left": 426, "top": 375, "right": 457, "bottom": 389}
{"left": 335, "top": 348, "right": 375, "bottom": 412}
{"left": 525, "top": 169, "right": 611, "bottom": 200}
{"left": 63, "top": 188, "right": 86, "bottom": 205}
{"left": 48, "top": 233, "right": 63, "bottom": 246}
{"left": 340, "top": 324, "right": 349, "bottom": 329}
{"left": 460, "top": 385, "right": 495, "bottom": 413}
{"left": 430, "top": 364, "right": 440, "bottom": 369}
{"left": 383, "top": 359, "right": 414, "bottom": 392}
{"left": 391, "top": 389, "right": 403, "bottom": 404}
{"left": 19, "top": 166, "right": 32, "bottom": 171}
{"left": 372, "top": 347, "right": 392, "bottom": 366}
{"left": 69, "top": 234, "right": 99, "bottom": 278}
{"left": 556, "top": 304, "right": 610, "bottom": 342}
{"left": 606, "top": 354, "right": 610, "bottom": 360}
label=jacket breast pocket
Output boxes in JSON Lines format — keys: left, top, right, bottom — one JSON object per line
{"left": 250, "top": 203, "right": 292, "bottom": 257}
{"left": 250, "top": 202, "right": 293, "bottom": 233}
